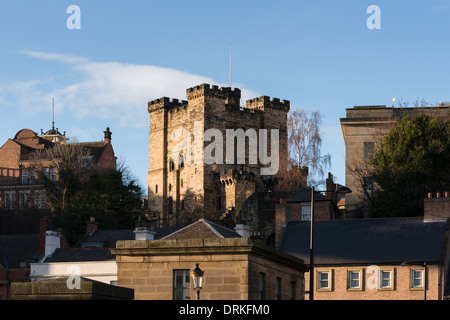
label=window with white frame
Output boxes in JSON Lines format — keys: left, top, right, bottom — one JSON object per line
{"left": 19, "top": 191, "right": 31, "bottom": 209}
{"left": 21, "top": 168, "right": 29, "bottom": 184}
{"left": 379, "top": 268, "right": 394, "bottom": 290}
{"left": 348, "top": 269, "right": 362, "bottom": 290}
{"left": 301, "top": 205, "right": 311, "bottom": 221}
{"left": 4, "top": 191, "right": 16, "bottom": 209}
{"left": 317, "top": 270, "right": 331, "bottom": 291}
{"left": 30, "top": 169, "right": 36, "bottom": 184}
{"left": 49, "top": 167, "right": 57, "bottom": 182}
{"left": 411, "top": 269, "right": 424, "bottom": 289}
{"left": 34, "top": 190, "right": 47, "bottom": 209}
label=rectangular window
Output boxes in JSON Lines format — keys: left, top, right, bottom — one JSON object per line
{"left": 363, "top": 177, "right": 374, "bottom": 200}
{"left": 301, "top": 205, "right": 311, "bottom": 221}
{"left": 173, "top": 270, "right": 190, "bottom": 300}
{"left": 21, "top": 169, "right": 29, "bottom": 184}
{"left": 290, "top": 282, "right": 296, "bottom": 300}
{"left": 30, "top": 169, "right": 36, "bottom": 184}
{"left": 411, "top": 269, "right": 424, "bottom": 289}
{"left": 34, "top": 190, "right": 47, "bottom": 209}
{"left": 276, "top": 277, "right": 282, "bottom": 300}
{"left": 348, "top": 269, "right": 362, "bottom": 290}
{"left": 19, "top": 191, "right": 31, "bottom": 209}
{"left": 49, "top": 167, "right": 57, "bottom": 182}
{"left": 4, "top": 191, "right": 16, "bottom": 209}
{"left": 317, "top": 271, "right": 330, "bottom": 290}
{"left": 259, "top": 273, "right": 266, "bottom": 300}
{"left": 364, "top": 142, "right": 375, "bottom": 161}
{"left": 379, "top": 268, "right": 394, "bottom": 290}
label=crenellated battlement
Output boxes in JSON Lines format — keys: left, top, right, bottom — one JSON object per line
{"left": 245, "top": 96, "right": 290, "bottom": 112}
{"left": 186, "top": 83, "right": 241, "bottom": 102}
{"left": 148, "top": 84, "right": 290, "bottom": 115}
{"left": 148, "top": 97, "right": 188, "bottom": 113}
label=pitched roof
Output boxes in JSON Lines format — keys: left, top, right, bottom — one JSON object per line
{"left": 279, "top": 217, "right": 448, "bottom": 265}
{"left": 80, "top": 227, "right": 181, "bottom": 248}
{"left": 161, "top": 219, "right": 242, "bottom": 240}
{"left": 44, "top": 248, "right": 114, "bottom": 262}
{"left": 0, "top": 233, "right": 40, "bottom": 268}
{"left": 43, "top": 226, "right": 182, "bottom": 263}
{"left": 286, "top": 187, "right": 330, "bottom": 202}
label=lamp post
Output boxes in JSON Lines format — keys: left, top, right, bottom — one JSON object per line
{"left": 309, "top": 185, "right": 352, "bottom": 301}
{"left": 191, "top": 263, "right": 204, "bottom": 300}
{"left": 401, "top": 261, "right": 427, "bottom": 300}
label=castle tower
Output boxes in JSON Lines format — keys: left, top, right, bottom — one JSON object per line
{"left": 148, "top": 84, "right": 290, "bottom": 227}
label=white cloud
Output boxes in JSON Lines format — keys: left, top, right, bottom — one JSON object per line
{"left": 2, "top": 51, "right": 259, "bottom": 128}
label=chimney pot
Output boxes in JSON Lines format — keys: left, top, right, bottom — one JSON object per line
{"left": 104, "top": 127, "right": 112, "bottom": 143}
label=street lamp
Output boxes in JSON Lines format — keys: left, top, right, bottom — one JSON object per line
{"left": 309, "top": 185, "right": 352, "bottom": 301}
{"left": 401, "top": 261, "right": 427, "bottom": 300}
{"left": 191, "top": 263, "right": 204, "bottom": 300}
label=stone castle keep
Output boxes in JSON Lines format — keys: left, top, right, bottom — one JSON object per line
{"left": 147, "top": 84, "right": 290, "bottom": 228}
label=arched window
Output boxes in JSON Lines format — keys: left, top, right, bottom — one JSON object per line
{"left": 179, "top": 154, "right": 184, "bottom": 169}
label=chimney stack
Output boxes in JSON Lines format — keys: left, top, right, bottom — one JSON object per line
{"left": 424, "top": 192, "right": 450, "bottom": 220}
{"left": 44, "top": 230, "right": 61, "bottom": 257}
{"left": 39, "top": 217, "right": 53, "bottom": 255}
{"left": 104, "top": 127, "right": 112, "bottom": 144}
{"left": 86, "top": 217, "right": 98, "bottom": 234}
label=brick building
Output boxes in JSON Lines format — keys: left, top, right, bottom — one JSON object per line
{"left": 147, "top": 84, "right": 290, "bottom": 229}
{"left": 0, "top": 126, "right": 116, "bottom": 212}
{"left": 111, "top": 218, "right": 308, "bottom": 300}
{"left": 340, "top": 103, "right": 450, "bottom": 217}
{"left": 278, "top": 194, "right": 450, "bottom": 300}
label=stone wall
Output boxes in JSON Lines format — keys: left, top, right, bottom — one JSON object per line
{"left": 111, "top": 237, "right": 307, "bottom": 300}
{"left": 148, "top": 84, "right": 290, "bottom": 228}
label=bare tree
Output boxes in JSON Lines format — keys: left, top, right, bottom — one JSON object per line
{"left": 278, "top": 108, "right": 330, "bottom": 191}
{"left": 31, "top": 141, "right": 95, "bottom": 216}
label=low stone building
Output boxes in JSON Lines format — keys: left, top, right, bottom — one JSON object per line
{"left": 279, "top": 202, "right": 450, "bottom": 300}
{"left": 339, "top": 103, "right": 450, "bottom": 217}
{"left": 111, "top": 219, "right": 308, "bottom": 300}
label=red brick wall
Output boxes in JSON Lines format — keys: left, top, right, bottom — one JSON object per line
{"left": 96, "top": 143, "right": 116, "bottom": 174}
{"left": 424, "top": 193, "right": 450, "bottom": 220}
{"left": 0, "top": 140, "right": 21, "bottom": 185}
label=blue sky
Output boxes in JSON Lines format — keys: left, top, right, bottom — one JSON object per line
{"left": 1, "top": 0, "right": 450, "bottom": 193}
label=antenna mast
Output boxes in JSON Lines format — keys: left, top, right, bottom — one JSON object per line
{"left": 52, "top": 98, "right": 55, "bottom": 130}
{"left": 229, "top": 44, "right": 232, "bottom": 88}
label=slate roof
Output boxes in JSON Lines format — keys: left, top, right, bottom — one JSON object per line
{"left": 161, "top": 219, "right": 242, "bottom": 240}
{"left": 43, "top": 226, "right": 182, "bottom": 263}
{"left": 286, "top": 187, "right": 330, "bottom": 202}
{"left": 44, "top": 248, "right": 114, "bottom": 262}
{"left": 279, "top": 217, "right": 448, "bottom": 265}
{"left": 0, "top": 233, "right": 40, "bottom": 268}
